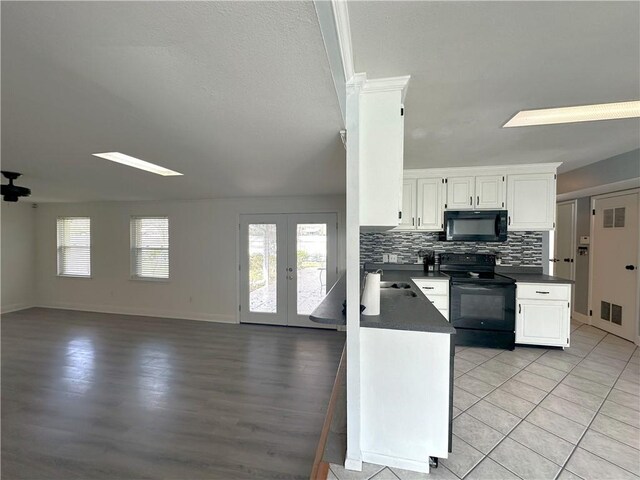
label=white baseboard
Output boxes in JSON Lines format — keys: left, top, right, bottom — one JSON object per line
{"left": 1, "top": 303, "right": 35, "bottom": 314}
{"left": 37, "top": 302, "right": 237, "bottom": 324}
{"left": 361, "top": 451, "right": 429, "bottom": 474}
{"left": 344, "top": 456, "right": 363, "bottom": 472}
{"left": 572, "top": 312, "right": 589, "bottom": 324}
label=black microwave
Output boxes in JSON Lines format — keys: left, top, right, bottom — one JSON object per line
{"left": 443, "top": 210, "right": 508, "bottom": 242}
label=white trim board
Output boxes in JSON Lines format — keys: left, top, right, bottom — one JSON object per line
{"left": 37, "top": 303, "right": 237, "bottom": 324}
{"left": 572, "top": 311, "right": 589, "bottom": 324}
{"left": 331, "top": 0, "right": 354, "bottom": 83}
{"left": 557, "top": 177, "right": 640, "bottom": 202}
{"left": 361, "top": 451, "right": 429, "bottom": 475}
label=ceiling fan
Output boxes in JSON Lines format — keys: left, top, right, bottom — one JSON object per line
{"left": 1, "top": 171, "right": 31, "bottom": 202}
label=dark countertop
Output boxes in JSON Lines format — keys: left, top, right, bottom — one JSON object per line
{"left": 502, "top": 273, "right": 574, "bottom": 284}
{"left": 309, "top": 267, "right": 455, "bottom": 334}
{"left": 495, "top": 266, "right": 575, "bottom": 284}
{"left": 309, "top": 274, "right": 346, "bottom": 326}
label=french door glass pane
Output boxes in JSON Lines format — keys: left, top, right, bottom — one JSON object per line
{"left": 296, "top": 223, "right": 327, "bottom": 314}
{"left": 249, "top": 224, "right": 277, "bottom": 313}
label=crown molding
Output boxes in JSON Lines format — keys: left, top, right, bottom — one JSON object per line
{"left": 331, "top": 0, "right": 355, "bottom": 82}
{"left": 403, "top": 162, "right": 562, "bottom": 178}
{"left": 361, "top": 75, "right": 411, "bottom": 103}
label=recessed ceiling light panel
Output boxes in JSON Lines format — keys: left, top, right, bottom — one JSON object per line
{"left": 503, "top": 101, "right": 640, "bottom": 128}
{"left": 92, "top": 152, "right": 183, "bottom": 176}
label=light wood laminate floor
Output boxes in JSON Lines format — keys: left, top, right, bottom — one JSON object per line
{"left": 1, "top": 308, "right": 345, "bottom": 479}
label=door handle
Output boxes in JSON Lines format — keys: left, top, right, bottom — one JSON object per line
{"left": 477, "top": 196, "right": 480, "bottom": 205}
{"left": 287, "top": 267, "right": 293, "bottom": 272}
{"left": 518, "top": 304, "right": 521, "bottom": 314}
{"left": 626, "top": 265, "right": 636, "bottom": 270}
{"left": 287, "top": 275, "right": 294, "bottom": 280}
{"left": 508, "top": 216, "right": 511, "bottom": 225}
{"left": 412, "top": 217, "right": 415, "bottom": 226}
{"left": 564, "top": 258, "right": 571, "bottom": 262}
{"left": 418, "top": 218, "right": 421, "bottom": 227}
{"left": 470, "top": 196, "right": 473, "bottom": 206}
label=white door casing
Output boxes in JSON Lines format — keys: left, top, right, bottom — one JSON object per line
{"left": 555, "top": 201, "right": 577, "bottom": 282}
{"left": 590, "top": 191, "right": 639, "bottom": 342}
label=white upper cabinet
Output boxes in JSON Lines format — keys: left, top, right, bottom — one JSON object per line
{"left": 398, "top": 163, "right": 559, "bottom": 232}
{"left": 446, "top": 176, "right": 475, "bottom": 210}
{"left": 396, "top": 179, "right": 417, "bottom": 229}
{"left": 358, "top": 80, "right": 409, "bottom": 229}
{"left": 507, "top": 173, "right": 556, "bottom": 231}
{"left": 475, "top": 175, "right": 505, "bottom": 210}
{"left": 417, "top": 177, "right": 445, "bottom": 231}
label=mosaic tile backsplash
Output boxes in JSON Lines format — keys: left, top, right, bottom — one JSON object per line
{"left": 360, "top": 231, "right": 543, "bottom": 267}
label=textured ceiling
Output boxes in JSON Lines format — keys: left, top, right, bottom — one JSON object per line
{"left": 349, "top": 1, "right": 640, "bottom": 173}
{"left": 1, "top": 2, "right": 345, "bottom": 202}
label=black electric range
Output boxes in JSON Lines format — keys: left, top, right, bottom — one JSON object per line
{"left": 441, "top": 253, "right": 516, "bottom": 350}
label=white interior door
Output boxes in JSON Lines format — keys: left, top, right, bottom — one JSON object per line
{"left": 591, "top": 192, "right": 639, "bottom": 341}
{"left": 555, "top": 201, "right": 576, "bottom": 281}
{"left": 240, "top": 213, "right": 337, "bottom": 329}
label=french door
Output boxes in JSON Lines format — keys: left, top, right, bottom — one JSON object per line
{"left": 590, "top": 191, "right": 639, "bottom": 341}
{"left": 239, "top": 213, "right": 338, "bottom": 328}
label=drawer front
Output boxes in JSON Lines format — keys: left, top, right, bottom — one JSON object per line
{"left": 517, "top": 283, "right": 570, "bottom": 301}
{"left": 412, "top": 279, "right": 449, "bottom": 296}
{"left": 427, "top": 296, "right": 449, "bottom": 311}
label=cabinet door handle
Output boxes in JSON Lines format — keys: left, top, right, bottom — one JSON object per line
{"left": 418, "top": 218, "right": 421, "bottom": 227}
{"left": 422, "top": 286, "right": 434, "bottom": 290}
{"left": 508, "top": 216, "right": 511, "bottom": 225}
{"left": 469, "top": 196, "right": 472, "bottom": 206}
{"left": 477, "top": 195, "right": 480, "bottom": 205}
{"left": 536, "top": 291, "right": 550, "bottom": 294}
{"left": 518, "top": 304, "right": 521, "bottom": 314}
{"left": 412, "top": 217, "right": 415, "bottom": 226}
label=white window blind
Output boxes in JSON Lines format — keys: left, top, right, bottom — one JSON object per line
{"left": 131, "top": 217, "right": 169, "bottom": 279}
{"left": 57, "top": 217, "right": 91, "bottom": 277}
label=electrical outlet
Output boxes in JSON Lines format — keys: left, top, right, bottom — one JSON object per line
{"left": 382, "top": 253, "right": 389, "bottom": 263}
{"left": 389, "top": 254, "right": 398, "bottom": 263}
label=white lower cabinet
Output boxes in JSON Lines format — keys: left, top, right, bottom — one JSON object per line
{"left": 413, "top": 278, "right": 449, "bottom": 320}
{"left": 516, "top": 282, "right": 571, "bottom": 347}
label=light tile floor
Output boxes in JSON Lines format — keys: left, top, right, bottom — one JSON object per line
{"left": 330, "top": 320, "right": 640, "bottom": 480}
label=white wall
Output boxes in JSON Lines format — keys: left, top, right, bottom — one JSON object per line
{"left": 35, "top": 195, "right": 346, "bottom": 322}
{"left": 1, "top": 202, "right": 36, "bottom": 313}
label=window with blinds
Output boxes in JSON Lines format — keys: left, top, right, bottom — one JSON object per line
{"left": 57, "top": 217, "right": 91, "bottom": 277}
{"left": 131, "top": 217, "right": 169, "bottom": 279}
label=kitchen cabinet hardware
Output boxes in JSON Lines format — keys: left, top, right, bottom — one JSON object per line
{"left": 518, "top": 304, "right": 521, "bottom": 314}
{"left": 477, "top": 196, "right": 480, "bottom": 205}
{"left": 412, "top": 217, "right": 415, "bottom": 226}
{"left": 626, "top": 265, "right": 636, "bottom": 270}
{"left": 469, "top": 196, "right": 472, "bottom": 206}
{"left": 418, "top": 217, "right": 421, "bottom": 226}
{"left": 535, "top": 291, "right": 550, "bottom": 294}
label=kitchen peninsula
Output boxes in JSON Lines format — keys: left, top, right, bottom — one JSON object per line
{"left": 310, "top": 269, "right": 455, "bottom": 474}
